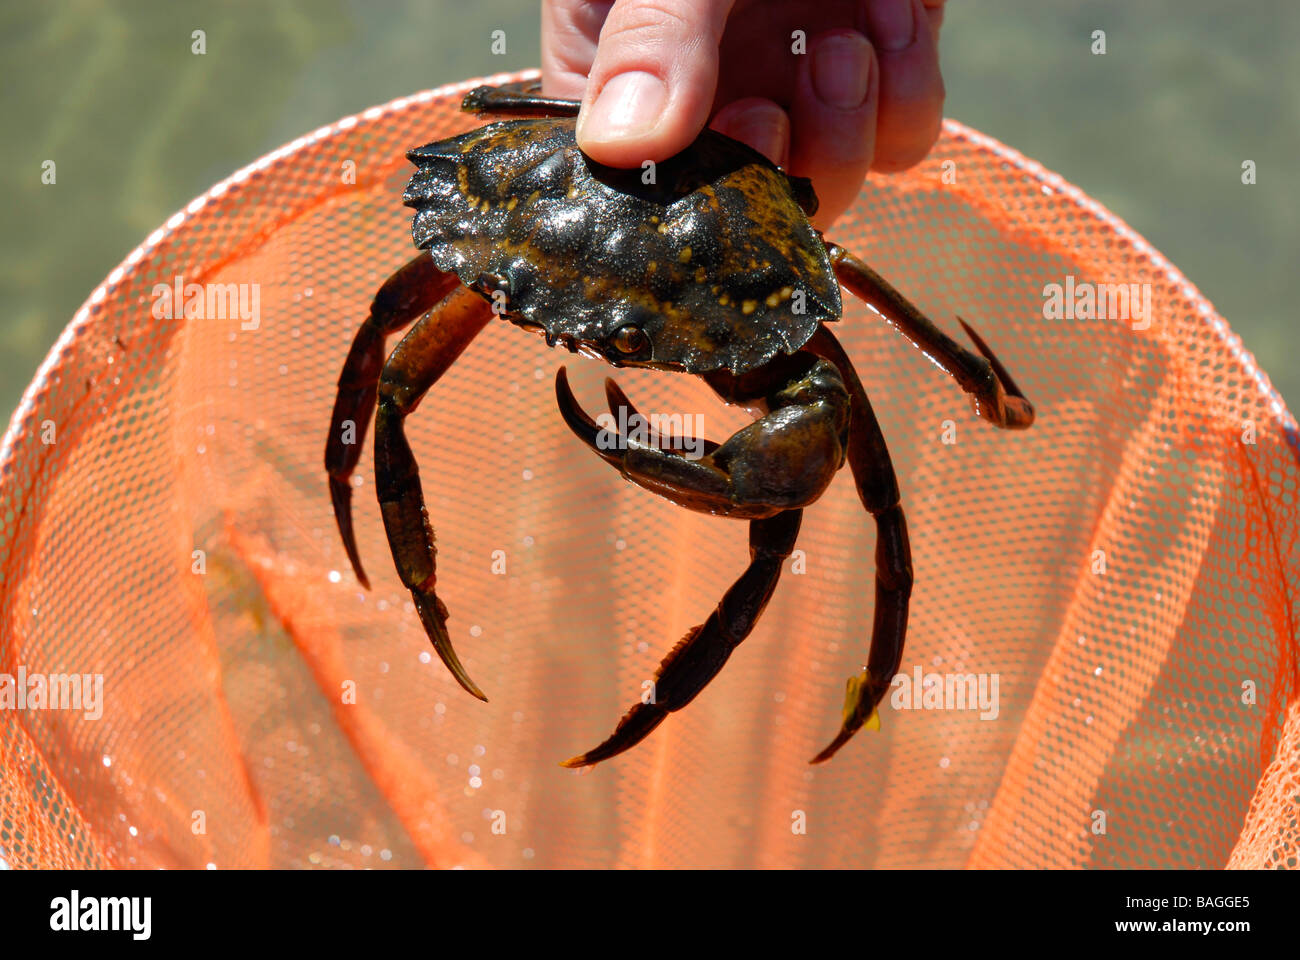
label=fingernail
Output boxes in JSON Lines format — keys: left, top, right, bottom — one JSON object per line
{"left": 865, "top": 0, "right": 916, "bottom": 53}
{"left": 811, "top": 33, "right": 874, "bottom": 110}
{"left": 578, "top": 71, "right": 667, "bottom": 142}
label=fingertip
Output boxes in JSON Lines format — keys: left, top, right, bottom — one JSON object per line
{"left": 866, "top": 0, "right": 945, "bottom": 173}
{"left": 788, "top": 29, "right": 880, "bottom": 227}
{"left": 710, "top": 98, "right": 790, "bottom": 169}
{"left": 576, "top": 69, "right": 674, "bottom": 164}
{"left": 922, "top": 0, "right": 947, "bottom": 34}
{"left": 868, "top": 109, "right": 941, "bottom": 173}
{"left": 864, "top": 0, "right": 918, "bottom": 54}
{"left": 806, "top": 30, "right": 876, "bottom": 116}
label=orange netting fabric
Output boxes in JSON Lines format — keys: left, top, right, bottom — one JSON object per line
{"left": 1, "top": 71, "right": 1297, "bottom": 869}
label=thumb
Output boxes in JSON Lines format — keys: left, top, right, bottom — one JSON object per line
{"left": 576, "top": 0, "right": 735, "bottom": 168}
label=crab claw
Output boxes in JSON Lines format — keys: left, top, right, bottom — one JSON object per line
{"left": 955, "top": 317, "right": 1034, "bottom": 430}
{"left": 557, "top": 366, "right": 750, "bottom": 514}
{"left": 555, "top": 368, "right": 695, "bottom": 463}
{"left": 557, "top": 367, "right": 719, "bottom": 461}
{"left": 556, "top": 364, "right": 846, "bottom": 519}
{"left": 602, "top": 377, "right": 721, "bottom": 457}
{"left": 554, "top": 367, "right": 626, "bottom": 468}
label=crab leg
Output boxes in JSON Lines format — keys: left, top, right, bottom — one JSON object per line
{"left": 373, "top": 285, "right": 494, "bottom": 700}
{"left": 555, "top": 357, "right": 849, "bottom": 519}
{"left": 827, "top": 243, "right": 1035, "bottom": 430}
{"left": 326, "top": 254, "right": 461, "bottom": 587}
{"left": 562, "top": 508, "right": 803, "bottom": 767}
{"left": 555, "top": 354, "right": 854, "bottom": 765}
{"left": 461, "top": 82, "right": 580, "bottom": 118}
{"left": 804, "top": 326, "right": 912, "bottom": 763}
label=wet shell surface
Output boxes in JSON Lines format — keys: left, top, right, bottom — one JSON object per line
{"left": 404, "top": 117, "right": 841, "bottom": 374}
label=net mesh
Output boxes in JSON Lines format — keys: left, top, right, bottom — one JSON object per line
{"left": 1, "top": 71, "right": 1297, "bottom": 870}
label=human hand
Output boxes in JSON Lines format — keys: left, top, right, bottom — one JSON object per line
{"left": 542, "top": 0, "right": 946, "bottom": 228}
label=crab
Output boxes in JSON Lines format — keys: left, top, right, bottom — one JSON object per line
{"left": 325, "top": 82, "right": 1034, "bottom": 767}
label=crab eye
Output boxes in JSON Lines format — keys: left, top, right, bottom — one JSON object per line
{"left": 611, "top": 325, "right": 648, "bottom": 356}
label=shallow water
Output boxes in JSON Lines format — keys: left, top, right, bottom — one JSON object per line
{"left": 1, "top": 0, "right": 1295, "bottom": 425}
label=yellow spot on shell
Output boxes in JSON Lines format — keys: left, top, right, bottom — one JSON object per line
{"left": 678, "top": 246, "right": 692, "bottom": 264}
{"left": 780, "top": 286, "right": 793, "bottom": 299}
{"left": 657, "top": 222, "right": 669, "bottom": 234}
{"left": 742, "top": 299, "right": 757, "bottom": 315}
{"left": 506, "top": 197, "right": 518, "bottom": 210}
{"left": 695, "top": 267, "right": 707, "bottom": 283}
{"left": 650, "top": 215, "right": 659, "bottom": 224}
{"left": 647, "top": 261, "right": 658, "bottom": 273}
{"left": 719, "top": 294, "right": 730, "bottom": 306}
{"left": 765, "top": 292, "right": 781, "bottom": 308}
{"left": 480, "top": 199, "right": 491, "bottom": 212}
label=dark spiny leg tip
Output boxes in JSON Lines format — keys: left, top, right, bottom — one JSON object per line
{"left": 460, "top": 86, "right": 492, "bottom": 112}
{"left": 809, "top": 731, "right": 854, "bottom": 765}
{"left": 956, "top": 315, "right": 1021, "bottom": 396}
{"left": 449, "top": 674, "right": 489, "bottom": 704}
{"left": 956, "top": 315, "right": 1035, "bottom": 428}
{"left": 560, "top": 739, "right": 619, "bottom": 769}
{"left": 559, "top": 740, "right": 622, "bottom": 769}
{"left": 447, "top": 666, "right": 489, "bottom": 704}
{"left": 328, "top": 476, "right": 370, "bottom": 589}
{"left": 413, "top": 593, "right": 489, "bottom": 702}
{"left": 561, "top": 704, "right": 669, "bottom": 768}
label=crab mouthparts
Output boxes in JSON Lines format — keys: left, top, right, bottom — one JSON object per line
{"left": 541, "top": 328, "right": 605, "bottom": 362}
{"left": 514, "top": 318, "right": 611, "bottom": 363}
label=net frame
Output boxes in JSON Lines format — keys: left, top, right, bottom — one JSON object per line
{"left": 1, "top": 70, "right": 1296, "bottom": 870}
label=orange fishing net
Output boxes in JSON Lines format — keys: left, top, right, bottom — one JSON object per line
{"left": 1, "top": 71, "right": 1296, "bottom": 870}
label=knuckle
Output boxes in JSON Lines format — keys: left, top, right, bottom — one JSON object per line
{"left": 602, "top": 0, "right": 694, "bottom": 47}
{"left": 596, "top": 0, "right": 732, "bottom": 63}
